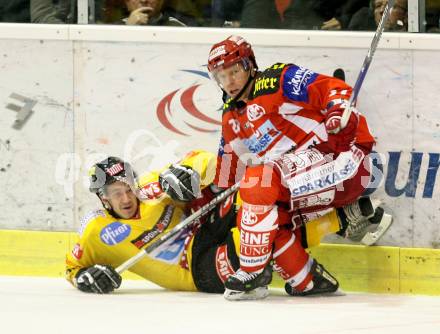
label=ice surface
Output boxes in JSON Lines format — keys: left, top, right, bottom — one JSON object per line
{"left": 1, "top": 276, "right": 439, "bottom": 334}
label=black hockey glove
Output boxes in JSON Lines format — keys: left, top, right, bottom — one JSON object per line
{"left": 159, "top": 164, "right": 201, "bottom": 202}
{"left": 75, "top": 264, "right": 122, "bottom": 294}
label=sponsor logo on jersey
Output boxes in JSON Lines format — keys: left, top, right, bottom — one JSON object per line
{"left": 246, "top": 104, "right": 265, "bottom": 122}
{"left": 138, "top": 181, "right": 163, "bottom": 200}
{"left": 291, "top": 189, "right": 335, "bottom": 210}
{"left": 105, "top": 163, "right": 124, "bottom": 176}
{"left": 253, "top": 77, "right": 278, "bottom": 96}
{"left": 155, "top": 236, "right": 186, "bottom": 263}
{"left": 240, "top": 210, "right": 259, "bottom": 226}
{"left": 240, "top": 245, "right": 272, "bottom": 267}
{"left": 242, "top": 203, "right": 273, "bottom": 214}
{"left": 131, "top": 205, "right": 174, "bottom": 249}
{"left": 291, "top": 159, "right": 357, "bottom": 196}
{"left": 215, "top": 245, "right": 235, "bottom": 283}
{"left": 72, "top": 243, "right": 83, "bottom": 260}
{"left": 275, "top": 149, "right": 325, "bottom": 179}
{"left": 100, "top": 222, "right": 131, "bottom": 246}
{"left": 240, "top": 231, "right": 271, "bottom": 246}
{"left": 239, "top": 254, "right": 270, "bottom": 265}
{"left": 242, "top": 120, "right": 280, "bottom": 154}
{"left": 252, "top": 64, "right": 284, "bottom": 98}
{"left": 283, "top": 65, "right": 318, "bottom": 102}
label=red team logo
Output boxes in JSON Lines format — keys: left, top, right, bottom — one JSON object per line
{"left": 246, "top": 104, "right": 265, "bottom": 121}
{"left": 72, "top": 243, "right": 83, "bottom": 260}
{"left": 240, "top": 210, "right": 259, "bottom": 226}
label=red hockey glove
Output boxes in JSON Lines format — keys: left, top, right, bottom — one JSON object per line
{"left": 325, "top": 106, "right": 359, "bottom": 154}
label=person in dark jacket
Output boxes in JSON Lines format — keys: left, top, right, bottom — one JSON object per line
{"left": 0, "top": 0, "right": 30, "bottom": 22}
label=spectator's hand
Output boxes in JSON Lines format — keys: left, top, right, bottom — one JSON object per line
{"left": 126, "top": 7, "right": 153, "bottom": 25}
{"left": 75, "top": 264, "right": 122, "bottom": 294}
{"left": 321, "top": 17, "right": 342, "bottom": 30}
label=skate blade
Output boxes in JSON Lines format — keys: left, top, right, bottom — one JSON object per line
{"left": 224, "top": 286, "right": 269, "bottom": 301}
{"left": 371, "top": 199, "right": 382, "bottom": 213}
{"left": 361, "top": 213, "right": 393, "bottom": 246}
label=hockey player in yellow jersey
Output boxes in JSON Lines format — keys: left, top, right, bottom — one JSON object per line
{"left": 66, "top": 150, "right": 388, "bottom": 295}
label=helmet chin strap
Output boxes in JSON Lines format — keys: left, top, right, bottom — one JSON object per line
{"left": 100, "top": 197, "right": 120, "bottom": 219}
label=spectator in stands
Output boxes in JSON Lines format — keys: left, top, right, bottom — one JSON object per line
{"left": 211, "top": 0, "right": 287, "bottom": 29}
{"left": 349, "top": 0, "right": 408, "bottom": 31}
{"left": 101, "top": 0, "right": 185, "bottom": 26}
{"left": 348, "top": 0, "right": 376, "bottom": 30}
{"left": 210, "top": 0, "right": 278, "bottom": 28}
{"left": 30, "top": 0, "right": 72, "bottom": 23}
{"left": 239, "top": 0, "right": 282, "bottom": 29}
{"left": 279, "top": 0, "right": 368, "bottom": 30}
{"left": 321, "top": 0, "right": 369, "bottom": 30}
{"left": 123, "top": 0, "right": 185, "bottom": 26}
{"left": 426, "top": 0, "right": 440, "bottom": 32}
{"left": 211, "top": 0, "right": 243, "bottom": 27}
{"left": 166, "top": 0, "right": 211, "bottom": 26}
{"left": 210, "top": 0, "right": 366, "bottom": 30}
{"left": 0, "top": 0, "right": 30, "bottom": 22}
{"left": 387, "top": 0, "right": 408, "bottom": 31}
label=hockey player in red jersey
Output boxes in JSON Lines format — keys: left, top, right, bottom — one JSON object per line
{"left": 208, "top": 35, "right": 379, "bottom": 300}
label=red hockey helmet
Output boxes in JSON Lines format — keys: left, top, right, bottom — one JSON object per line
{"left": 207, "top": 35, "right": 257, "bottom": 73}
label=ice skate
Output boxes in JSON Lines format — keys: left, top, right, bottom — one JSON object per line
{"left": 340, "top": 197, "right": 393, "bottom": 245}
{"left": 285, "top": 260, "right": 339, "bottom": 296}
{"left": 224, "top": 266, "right": 272, "bottom": 301}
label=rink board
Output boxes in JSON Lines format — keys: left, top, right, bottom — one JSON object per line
{"left": 1, "top": 229, "right": 439, "bottom": 295}
{"left": 0, "top": 25, "right": 439, "bottom": 249}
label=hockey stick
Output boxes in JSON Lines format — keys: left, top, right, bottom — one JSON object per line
{"left": 115, "top": 182, "right": 240, "bottom": 274}
{"left": 339, "top": 0, "right": 393, "bottom": 129}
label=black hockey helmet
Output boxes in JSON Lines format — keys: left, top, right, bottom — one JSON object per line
{"left": 88, "top": 156, "right": 137, "bottom": 197}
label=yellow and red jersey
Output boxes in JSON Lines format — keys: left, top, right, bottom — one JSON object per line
{"left": 65, "top": 150, "right": 343, "bottom": 292}
{"left": 66, "top": 150, "right": 217, "bottom": 291}
{"left": 215, "top": 63, "right": 375, "bottom": 187}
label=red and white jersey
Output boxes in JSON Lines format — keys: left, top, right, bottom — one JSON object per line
{"left": 214, "top": 63, "right": 375, "bottom": 187}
